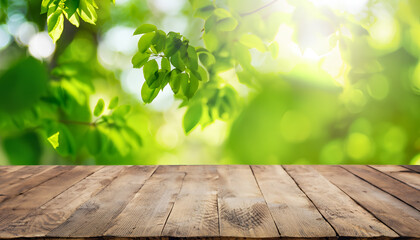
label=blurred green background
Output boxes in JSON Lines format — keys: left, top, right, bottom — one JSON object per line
{"left": 0, "top": 0, "right": 419, "bottom": 165}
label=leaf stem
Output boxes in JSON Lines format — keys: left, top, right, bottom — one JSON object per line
{"left": 240, "top": 0, "right": 279, "bottom": 16}
{"left": 58, "top": 119, "right": 96, "bottom": 126}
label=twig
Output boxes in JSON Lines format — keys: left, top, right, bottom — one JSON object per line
{"left": 240, "top": 0, "right": 279, "bottom": 16}
{"left": 58, "top": 119, "right": 96, "bottom": 126}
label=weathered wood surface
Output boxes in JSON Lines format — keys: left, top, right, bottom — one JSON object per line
{"left": 0, "top": 165, "right": 419, "bottom": 239}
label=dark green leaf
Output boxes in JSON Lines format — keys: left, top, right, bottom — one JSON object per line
{"left": 143, "top": 60, "right": 159, "bottom": 87}
{"left": 170, "top": 51, "right": 186, "bottom": 71}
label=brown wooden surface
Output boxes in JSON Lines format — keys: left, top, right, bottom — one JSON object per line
{"left": 0, "top": 165, "right": 419, "bottom": 239}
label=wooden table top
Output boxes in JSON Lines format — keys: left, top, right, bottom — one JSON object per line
{"left": 0, "top": 165, "right": 419, "bottom": 239}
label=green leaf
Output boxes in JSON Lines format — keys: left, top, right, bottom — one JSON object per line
{"left": 113, "top": 104, "right": 131, "bottom": 117}
{"left": 183, "top": 103, "right": 203, "bottom": 134}
{"left": 204, "top": 14, "right": 217, "bottom": 33}
{"left": 198, "top": 65, "right": 209, "bottom": 82}
{"left": 186, "top": 45, "right": 198, "bottom": 71}
{"left": 0, "top": 57, "right": 48, "bottom": 113}
{"left": 47, "top": 9, "right": 64, "bottom": 43}
{"left": 41, "top": 0, "right": 52, "bottom": 14}
{"left": 132, "top": 52, "right": 150, "bottom": 68}
{"left": 164, "top": 32, "right": 182, "bottom": 57}
{"left": 138, "top": 32, "right": 155, "bottom": 53}
{"left": 198, "top": 51, "right": 216, "bottom": 67}
{"left": 170, "top": 51, "right": 186, "bottom": 71}
{"left": 143, "top": 60, "right": 159, "bottom": 87}
{"left": 134, "top": 23, "right": 157, "bottom": 35}
{"left": 181, "top": 73, "right": 199, "bottom": 99}
{"left": 77, "top": 0, "right": 97, "bottom": 25}
{"left": 239, "top": 34, "right": 266, "bottom": 52}
{"left": 93, "top": 98, "right": 105, "bottom": 117}
{"left": 48, "top": 131, "right": 60, "bottom": 149}
{"left": 152, "top": 30, "right": 166, "bottom": 52}
{"left": 108, "top": 96, "right": 119, "bottom": 109}
{"left": 141, "top": 82, "right": 159, "bottom": 103}
{"left": 3, "top": 132, "right": 42, "bottom": 165}
{"left": 214, "top": 8, "right": 231, "bottom": 18}
{"left": 53, "top": 124, "right": 76, "bottom": 156}
{"left": 64, "top": 0, "right": 80, "bottom": 18}
{"left": 85, "top": 128, "right": 106, "bottom": 155}
{"left": 217, "top": 17, "right": 238, "bottom": 31}
{"left": 169, "top": 70, "right": 181, "bottom": 94}
{"left": 194, "top": 5, "right": 215, "bottom": 19}
{"left": 161, "top": 57, "right": 171, "bottom": 71}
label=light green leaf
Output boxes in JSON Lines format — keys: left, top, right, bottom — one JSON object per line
{"left": 152, "top": 30, "right": 166, "bottom": 52}
{"left": 141, "top": 82, "right": 159, "bottom": 103}
{"left": 93, "top": 98, "right": 105, "bottom": 117}
{"left": 132, "top": 52, "right": 150, "bottom": 68}
{"left": 217, "top": 17, "right": 238, "bottom": 31}
{"left": 161, "top": 57, "right": 171, "bottom": 71}
{"left": 214, "top": 8, "right": 231, "bottom": 18}
{"left": 108, "top": 96, "right": 119, "bottom": 109}
{"left": 77, "top": 0, "right": 97, "bottom": 25}
{"left": 134, "top": 23, "right": 157, "bottom": 35}
{"left": 47, "top": 9, "right": 64, "bottom": 43}
{"left": 183, "top": 103, "right": 203, "bottom": 134}
{"left": 138, "top": 32, "right": 155, "bottom": 53}
{"left": 47, "top": 131, "right": 60, "bottom": 149}
{"left": 239, "top": 34, "right": 266, "bottom": 52}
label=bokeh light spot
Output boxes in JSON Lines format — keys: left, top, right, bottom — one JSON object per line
{"left": 346, "top": 133, "right": 372, "bottom": 160}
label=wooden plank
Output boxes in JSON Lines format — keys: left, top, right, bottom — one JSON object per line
{"left": 371, "top": 165, "right": 420, "bottom": 190}
{"left": 251, "top": 165, "right": 335, "bottom": 238}
{"left": 342, "top": 165, "right": 420, "bottom": 211}
{"left": 47, "top": 165, "right": 157, "bottom": 238}
{"left": 402, "top": 165, "right": 420, "bottom": 173}
{"left": 104, "top": 166, "right": 186, "bottom": 237}
{"left": 315, "top": 165, "right": 420, "bottom": 238}
{"left": 0, "top": 165, "right": 71, "bottom": 203}
{"left": 161, "top": 165, "right": 219, "bottom": 238}
{"left": 283, "top": 165, "right": 398, "bottom": 238}
{"left": 0, "top": 165, "right": 52, "bottom": 189}
{"left": 0, "top": 166, "right": 100, "bottom": 228}
{"left": 0, "top": 166, "right": 24, "bottom": 175}
{"left": 217, "top": 165, "right": 279, "bottom": 238}
{"left": 0, "top": 166, "right": 124, "bottom": 238}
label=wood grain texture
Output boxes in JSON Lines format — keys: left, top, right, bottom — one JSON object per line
{"left": 104, "top": 166, "right": 186, "bottom": 237}
{"left": 371, "top": 165, "right": 420, "bottom": 190}
{"left": 217, "top": 165, "right": 279, "bottom": 238}
{"left": 0, "top": 166, "right": 99, "bottom": 228}
{"left": 283, "top": 165, "right": 398, "bottom": 238}
{"left": 0, "top": 166, "right": 123, "bottom": 238}
{"left": 342, "top": 165, "right": 420, "bottom": 210}
{"left": 0, "top": 165, "right": 24, "bottom": 175}
{"left": 0, "top": 165, "right": 419, "bottom": 239}
{"left": 0, "top": 165, "right": 71, "bottom": 203}
{"left": 0, "top": 165, "right": 52, "bottom": 190}
{"left": 162, "top": 165, "right": 219, "bottom": 238}
{"left": 402, "top": 165, "right": 420, "bottom": 173}
{"left": 315, "top": 165, "right": 420, "bottom": 237}
{"left": 251, "top": 165, "right": 336, "bottom": 238}
{"left": 47, "top": 165, "right": 156, "bottom": 238}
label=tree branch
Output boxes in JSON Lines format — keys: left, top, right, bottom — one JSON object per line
{"left": 240, "top": 0, "right": 279, "bottom": 17}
